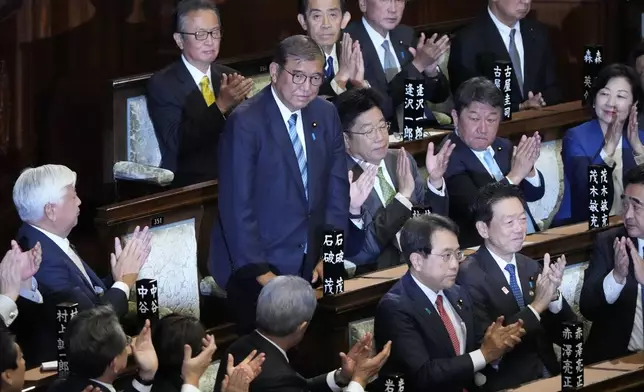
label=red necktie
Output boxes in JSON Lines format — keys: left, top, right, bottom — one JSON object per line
{"left": 436, "top": 295, "right": 461, "bottom": 355}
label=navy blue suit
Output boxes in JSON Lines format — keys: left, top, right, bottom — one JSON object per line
{"left": 562, "top": 119, "right": 644, "bottom": 224}
{"left": 209, "top": 86, "right": 351, "bottom": 333}
{"left": 374, "top": 272, "right": 483, "bottom": 392}
{"left": 444, "top": 132, "right": 545, "bottom": 247}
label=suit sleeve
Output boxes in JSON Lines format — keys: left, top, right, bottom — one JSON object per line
{"left": 519, "top": 170, "right": 545, "bottom": 202}
{"left": 344, "top": 219, "right": 366, "bottom": 258}
{"left": 375, "top": 297, "right": 475, "bottom": 390}
{"left": 217, "top": 113, "right": 271, "bottom": 278}
{"left": 445, "top": 156, "right": 482, "bottom": 221}
{"left": 306, "top": 374, "right": 334, "bottom": 392}
{"left": 325, "top": 109, "right": 350, "bottom": 232}
{"left": 146, "top": 73, "right": 226, "bottom": 160}
{"left": 579, "top": 233, "right": 619, "bottom": 322}
{"left": 410, "top": 152, "right": 448, "bottom": 216}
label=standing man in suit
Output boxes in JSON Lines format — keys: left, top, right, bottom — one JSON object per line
{"left": 344, "top": 0, "right": 451, "bottom": 127}
{"left": 147, "top": 0, "right": 254, "bottom": 187}
{"left": 297, "top": 0, "right": 370, "bottom": 99}
{"left": 12, "top": 164, "right": 152, "bottom": 366}
{"left": 210, "top": 35, "right": 364, "bottom": 334}
{"left": 458, "top": 182, "right": 576, "bottom": 390}
{"left": 375, "top": 214, "right": 526, "bottom": 391}
{"left": 445, "top": 77, "right": 544, "bottom": 247}
{"left": 579, "top": 165, "right": 644, "bottom": 364}
{"left": 335, "top": 88, "right": 453, "bottom": 269}
{"left": 448, "top": 0, "right": 561, "bottom": 112}
{"left": 214, "top": 276, "right": 391, "bottom": 392}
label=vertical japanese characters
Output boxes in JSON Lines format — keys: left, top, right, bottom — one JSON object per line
{"left": 561, "top": 321, "right": 584, "bottom": 390}
{"left": 322, "top": 230, "right": 346, "bottom": 296}
{"left": 56, "top": 302, "right": 79, "bottom": 377}
{"left": 583, "top": 45, "right": 603, "bottom": 105}
{"left": 588, "top": 165, "right": 611, "bottom": 229}
{"left": 493, "top": 60, "right": 512, "bottom": 121}
{"left": 403, "top": 79, "right": 425, "bottom": 142}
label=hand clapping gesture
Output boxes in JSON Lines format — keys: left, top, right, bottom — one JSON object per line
{"left": 110, "top": 226, "right": 153, "bottom": 288}
{"left": 508, "top": 132, "right": 541, "bottom": 184}
{"left": 217, "top": 73, "right": 254, "bottom": 114}
{"left": 612, "top": 236, "right": 630, "bottom": 284}
{"left": 397, "top": 148, "right": 415, "bottom": 200}
{"left": 349, "top": 165, "right": 377, "bottom": 215}
{"left": 480, "top": 316, "right": 525, "bottom": 363}
{"left": 425, "top": 140, "right": 455, "bottom": 189}
{"left": 625, "top": 238, "right": 644, "bottom": 285}
{"left": 222, "top": 350, "right": 265, "bottom": 392}
{"left": 0, "top": 241, "right": 42, "bottom": 301}
{"left": 520, "top": 91, "right": 546, "bottom": 110}
{"left": 409, "top": 33, "right": 450, "bottom": 76}
{"left": 336, "top": 33, "right": 368, "bottom": 89}
{"left": 626, "top": 103, "right": 644, "bottom": 156}
{"left": 182, "top": 334, "right": 218, "bottom": 387}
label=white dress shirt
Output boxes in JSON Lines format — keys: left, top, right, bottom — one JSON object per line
{"left": 0, "top": 277, "right": 43, "bottom": 327}
{"left": 255, "top": 331, "right": 365, "bottom": 392}
{"left": 470, "top": 145, "right": 541, "bottom": 187}
{"left": 362, "top": 17, "right": 402, "bottom": 73}
{"left": 602, "top": 238, "right": 644, "bottom": 352}
{"left": 31, "top": 225, "right": 130, "bottom": 298}
{"left": 487, "top": 247, "right": 563, "bottom": 319}
{"left": 182, "top": 54, "right": 213, "bottom": 91}
{"left": 325, "top": 44, "right": 345, "bottom": 96}
{"left": 410, "top": 275, "right": 487, "bottom": 372}
{"left": 488, "top": 7, "right": 524, "bottom": 82}
{"left": 271, "top": 86, "right": 307, "bottom": 159}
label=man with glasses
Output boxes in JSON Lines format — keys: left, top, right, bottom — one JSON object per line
{"left": 334, "top": 88, "right": 453, "bottom": 270}
{"left": 457, "top": 182, "right": 575, "bottom": 390}
{"left": 147, "top": 0, "right": 253, "bottom": 186}
{"left": 374, "top": 213, "right": 526, "bottom": 391}
{"left": 211, "top": 35, "right": 368, "bottom": 334}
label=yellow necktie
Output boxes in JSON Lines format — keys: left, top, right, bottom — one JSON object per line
{"left": 199, "top": 75, "right": 216, "bottom": 106}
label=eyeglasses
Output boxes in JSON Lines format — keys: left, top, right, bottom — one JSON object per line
{"left": 179, "top": 29, "right": 223, "bottom": 41}
{"left": 347, "top": 121, "right": 391, "bottom": 140}
{"left": 416, "top": 248, "right": 466, "bottom": 263}
{"left": 281, "top": 66, "right": 324, "bottom": 86}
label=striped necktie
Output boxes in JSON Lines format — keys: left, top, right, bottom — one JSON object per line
{"left": 508, "top": 29, "right": 524, "bottom": 98}
{"left": 287, "top": 113, "right": 308, "bottom": 200}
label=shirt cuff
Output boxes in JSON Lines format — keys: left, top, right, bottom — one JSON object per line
{"left": 351, "top": 218, "right": 364, "bottom": 230}
{"left": 331, "top": 78, "right": 347, "bottom": 95}
{"left": 603, "top": 269, "right": 626, "bottom": 304}
{"left": 469, "top": 349, "right": 487, "bottom": 372}
{"left": 505, "top": 176, "right": 514, "bottom": 185}
{"left": 548, "top": 294, "right": 563, "bottom": 314}
{"left": 524, "top": 170, "right": 541, "bottom": 187}
{"left": 426, "top": 177, "right": 446, "bottom": 196}
{"left": 0, "top": 295, "right": 18, "bottom": 327}
{"left": 19, "top": 277, "right": 43, "bottom": 304}
{"left": 344, "top": 381, "right": 366, "bottom": 392}
{"left": 132, "top": 379, "right": 153, "bottom": 392}
{"left": 326, "top": 371, "right": 342, "bottom": 392}
{"left": 394, "top": 193, "right": 413, "bottom": 210}
{"left": 180, "top": 385, "right": 201, "bottom": 392}
{"left": 112, "top": 281, "right": 131, "bottom": 300}
{"left": 600, "top": 149, "right": 616, "bottom": 167}
{"left": 527, "top": 304, "right": 542, "bottom": 321}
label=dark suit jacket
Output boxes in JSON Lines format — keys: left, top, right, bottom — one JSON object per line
{"left": 346, "top": 150, "right": 448, "bottom": 269}
{"left": 147, "top": 59, "right": 237, "bottom": 187}
{"left": 448, "top": 12, "right": 561, "bottom": 111}
{"left": 562, "top": 119, "right": 644, "bottom": 224}
{"left": 214, "top": 331, "right": 332, "bottom": 392}
{"left": 16, "top": 222, "right": 128, "bottom": 314}
{"left": 344, "top": 20, "right": 450, "bottom": 123}
{"left": 579, "top": 226, "right": 640, "bottom": 364}
{"left": 48, "top": 376, "right": 139, "bottom": 392}
{"left": 444, "top": 132, "right": 545, "bottom": 247}
{"left": 457, "top": 247, "right": 577, "bottom": 391}
{"left": 11, "top": 295, "right": 59, "bottom": 368}
{"left": 209, "top": 85, "right": 349, "bottom": 289}
{"left": 375, "top": 272, "right": 482, "bottom": 392}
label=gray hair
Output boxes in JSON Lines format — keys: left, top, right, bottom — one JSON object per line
{"left": 175, "top": 0, "right": 221, "bottom": 32}
{"left": 272, "top": 35, "right": 324, "bottom": 68}
{"left": 256, "top": 276, "right": 317, "bottom": 337}
{"left": 12, "top": 164, "right": 77, "bottom": 223}
{"left": 65, "top": 306, "right": 128, "bottom": 379}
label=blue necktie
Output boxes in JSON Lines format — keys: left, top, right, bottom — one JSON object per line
{"left": 508, "top": 28, "right": 524, "bottom": 98}
{"left": 325, "top": 56, "right": 335, "bottom": 80}
{"left": 504, "top": 264, "right": 525, "bottom": 309}
{"left": 288, "top": 113, "right": 308, "bottom": 253}
{"left": 381, "top": 40, "right": 398, "bottom": 82}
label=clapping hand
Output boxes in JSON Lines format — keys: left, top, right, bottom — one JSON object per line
{"left": 222, "top": 350, "right": 265, "bottom": 392}
{"left": 131, "top": 320, "right": 158, "bottom": 381}
{"left": 612, "top": 237, "right": 630, "bottom": 284}
{"left": 626, "top": 103, "right": 644, "bottom": 156}
{"left": 409, "top": 33, "right": 450, "bottom": 75}
{"left": 349, "top": 165, "right": 377, "bottom": 215}
{"left": 111, "top": 226, "right": 152, "bottom": 288}
{"left": 182, "top": 334, "right": 218, "bottom": 387}
{"left": 337, "top": 333, "right": 374, "bottom": 385}
{"left": 520, "top": 91, "right": 546, "bottom": 110}
{"left": 0, "top": 241, "right": 42, "bottom": 301}
{"left": 425, "top": 140, "right": 455, "bottom": 189}
{"left": 508, "top": 132, "right": 540, "bottom": 184}
{"left": 397, "top": 148, "right": 415, "bottom": 199}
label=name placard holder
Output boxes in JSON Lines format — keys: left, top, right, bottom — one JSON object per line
{"left": 561, "top": 321, "right": 584, "bottom": 390}
{"left": 493, "top": 60, "right": 513, "bottom": 121}
{"left": 588, "top": 164, "right": 611, "bottom": 230}
{"left": 56, "top": 302, "right": 79, "bottom": 378}
{"left": 381, "top": 373, "right": 405, "bottom": 392}
{"left": 583, "top": 45, "right": 603, "bottom": 105}
{"left": 402, "top": 78, "right": 425, "bottom": 142}
{"left": 136, "top": 278, "right": 159, "bottom": 328}
{"left": 322, "top": 230, "right": 346, "bottom": 296}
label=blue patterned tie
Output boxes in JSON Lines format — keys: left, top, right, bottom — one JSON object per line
{"left": 325, "top": 56, "right": 335, "bottom": 80}
{"left": 504, "top": 264, "right": 525, "bottom": 309}
{"left": 288, "top": 113, "right": 308, "bottom": 253}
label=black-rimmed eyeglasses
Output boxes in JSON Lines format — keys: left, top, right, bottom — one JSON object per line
{"left": 281, "top": 67, "right": 324, "bottom": 86}
{"left": 179, "top": 29, "right": 223, "bottom": 41}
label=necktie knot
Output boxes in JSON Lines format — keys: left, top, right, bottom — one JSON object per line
{"left": 288, "top": 113, "right": 298, "bottom": 128}
{"left": 199, "top": 75, "right": 215, "bottom": 106}
{"left": 504, "top": 263, "right": 516, "bottom": 275}
{"left": 510, "top": 28, "right": 516, "bottom": 40}
{"left": 435, "top": 294, "right": 444, "bottom": 310}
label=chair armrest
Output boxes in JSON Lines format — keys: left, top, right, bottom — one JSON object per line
{"left": 113, "top": 161, "right": 174, "bottom": 186}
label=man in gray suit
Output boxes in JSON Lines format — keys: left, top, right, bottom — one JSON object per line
{"left": 334, "top": 88, "right": 454, "bottom": 270}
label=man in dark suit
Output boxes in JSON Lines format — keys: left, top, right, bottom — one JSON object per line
{"left": 375, "top": 214, "right": 525, "bottom": 391}
{"left": 214, "top": 275, "right": 391, "bottom": 392}
{"left": 11, "top": 164, "right": 152, "bottom": 366}
{"left": 457, "top": 182, "right": 576, "bottom": 390}
{"left": 344, "top": 0, "right": 450, "bottom": 127}
{"left": 580, "top": 165, "right": 644, "bottom": 364}
{"left": 147, "top": 0, "right": 253, "bottom": 187}
{"left": 445, "top": 77, "right": 544, "bottom": 247}
{"left": 210, "top": 35, "right": 366, "bottom": 334}
{"left": 448, "top": 0, "right": 561, "bottom": 112}
{"left": 335, "top": 88, "right": 453, "bottom": 269}
{"left": 297, "top": 0, "right": 370, "bottom": 99}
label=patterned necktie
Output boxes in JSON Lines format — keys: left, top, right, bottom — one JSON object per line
{"left": 199, "top": 75, "right": 216, "bottom": 106}
{"left": 435, "top": 295, "right": 461, "bottom": 355}
{"left": 325, "top": 56, "right": 335, "bottom": 80}
{"left": 508, "top": 29, "right": 524, "bottom": 98}
{"left": 377, "top": 166, "right": 396, "bottom": 206}
{"left": 483, "top": 149, "right": 504, "bottom": 181}
{"left": 381, "top": 40, "right": 399, "bottom": 82}
{"left": 287, "top": 114, "right": 308, "bottom": 200}
{"left": 504, "top": 264, "right": 525, "bottom": 309}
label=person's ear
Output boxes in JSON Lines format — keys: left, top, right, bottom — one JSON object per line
{"left": 297, "top": 14, "right": 308, "bottom": 32}
{"left": 173, "top": 32, "right": 184, "bottom": 50}
{"left": 341, "top": 12, "right": 351, "bottom": 29}
{"left": 475, "top": 221, "right": 490, "bottom": 239}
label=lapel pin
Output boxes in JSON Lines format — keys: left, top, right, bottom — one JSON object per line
{"left": 529, "top": 276, "right": 536, "bottom": 288}
{"left": 529, "top": 290, "right": 535, "bottom": 297}
{"left": 497, "top": 146, "right": 502, "bottom": 151}
{"left": 501, "top": 286, "right": 509, "bottom": 295}
{"left": 425, "top": 307, "right": 432, "bottom": 315}
{"left": 456, "top": 299, "right": 463, "bottom": 310}
{"left": 312, "top": 133, "right": 316, "bottom": 141}
{"left": 312, "top": 122, "right": 317, "bottom": 128}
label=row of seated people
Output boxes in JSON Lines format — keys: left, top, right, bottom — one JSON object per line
{"left": 145, "top": 0, "right": 559, "bottom": 187}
